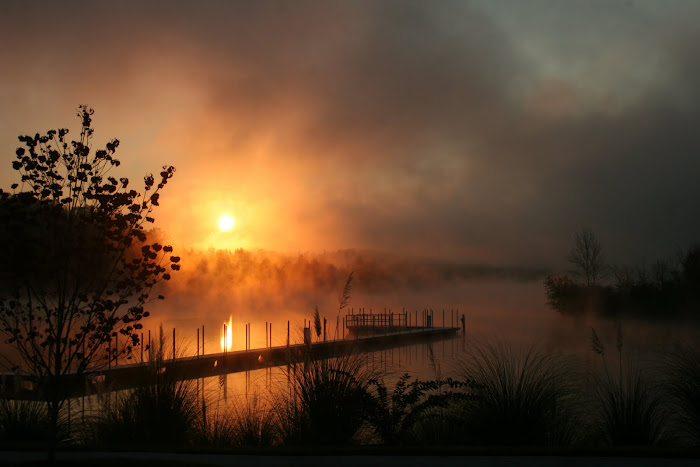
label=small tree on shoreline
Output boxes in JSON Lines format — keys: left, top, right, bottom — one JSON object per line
{"left": 568, "top": 228, "right": 607, "bottom": 287}
{"left": 0, "top": 106, "right": 179, "bottom": 460}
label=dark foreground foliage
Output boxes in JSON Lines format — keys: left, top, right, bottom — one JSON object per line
{"left": 660, "top": 343, "right": 700, "bottom": 445}
{"left": 0, "top": 399, "right": 56, "bottom": 444}
{"left": 278, "top": 352, "right": 379, "bottom": 445}
{"left": 588, "top": 328, "right": 669, "bottom": 447}
{"left": 88, "top": 328, "right": 198, "bottom": 446}
{"left": 4, "top": 337, "right": 700, "bottom": 450}
{"left": 457, "top": 339, "right": 582, "bottom": 446}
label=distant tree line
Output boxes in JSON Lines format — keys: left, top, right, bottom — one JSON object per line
{"left": 544, "top": 228, "right": 700, "bottom": 320}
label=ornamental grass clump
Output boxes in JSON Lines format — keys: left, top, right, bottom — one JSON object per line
{"left": 227, "top": 392, "right": 278, "bottom": 447}
{"left": 589, "top": 327, "right": 668, "bottom": 446}
{"left": 279, "top": 351, "right": 379, "bottom": 446}
{"left": 0, "top": 399, "right": 59, "bottom": 445}
{"left": 658, "top": 342, "right": 700, "bottom": 446}
{"left": 458, "top": 338, "right": 582, "bottom": 446}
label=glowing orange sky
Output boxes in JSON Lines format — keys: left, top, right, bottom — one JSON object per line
{"left": 2, "top": 1, "right": 700, "bottom": 267}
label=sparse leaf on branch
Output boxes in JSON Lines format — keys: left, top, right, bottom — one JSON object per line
{"left": 0, "top": 106, "right": 180, "bottom": 460}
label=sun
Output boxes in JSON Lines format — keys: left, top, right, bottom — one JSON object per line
{"left": 218, "top": 214, "right": 235, "bottom": 232}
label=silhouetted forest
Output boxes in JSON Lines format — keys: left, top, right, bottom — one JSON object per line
{"left": 545, "top": 230, "right": 700, "bottom": 321}
{"left": 163, "top": 243, "right": 547, "bottom": 297}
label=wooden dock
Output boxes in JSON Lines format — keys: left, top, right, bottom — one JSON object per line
{"left": 1, "top": 324, "right": 460, "bottom": 399}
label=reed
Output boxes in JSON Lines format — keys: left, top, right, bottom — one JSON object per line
{"left": 228, "top": 392, "right": 278, "bottom": 447}
{"left": 193, "top": 406, "right": 236, "bottom": 448}
{"left": 588, "top": 327, "right": 668, "bottom": 446}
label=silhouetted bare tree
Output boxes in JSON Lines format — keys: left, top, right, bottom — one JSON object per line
{"left": 568, "top": 228, "right": 606, "bottom": 287}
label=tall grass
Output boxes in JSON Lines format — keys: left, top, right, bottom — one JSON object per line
{"left": 0, "top": 399, "right": 58, "bottom": 444}
{"left": 13, "top": 323, "right": 697, "bottom": 448}
{"left": 457, "top": 338, "right": 582, "bottom": 446}
{"left": 279, "top": 350, "right": 379, "bottom": 445}
{"left": 228, "top": 392, "right": 278, "bottom": 447}
{"left": 197, "top": 392, "right": 278, "bottom": 448}
{"left": 659, "top": 343, "right": 700, "bottom": 445}
{"left": 588, "top": 327, "right": 668, "bottom": 446}
{"left": 89, "top": 327, "right": 200, "bottom": 446}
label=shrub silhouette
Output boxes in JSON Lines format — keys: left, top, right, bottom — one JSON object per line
{"left": 457, "top": 338, "right": 581, "bottom": 446}
{"left": 659, "top": 343, "right": 700, "bottom": 445}
{"left": 279, "top": 351, "right": 378, "bottom": 445}
{"left": 588, "top": 328, "right": 668, "bottom": 446}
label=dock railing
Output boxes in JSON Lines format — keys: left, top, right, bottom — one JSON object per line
{"left": 345, "top": 312, "right": 408, "bottom": 329}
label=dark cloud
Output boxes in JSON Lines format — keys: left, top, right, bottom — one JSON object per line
{"left": 2, "top": 0, "right": 700, "bottom": 268}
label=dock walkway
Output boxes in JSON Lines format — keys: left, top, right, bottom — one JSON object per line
{"left": 1, "top": 325, "right": 460, "bottom": 399}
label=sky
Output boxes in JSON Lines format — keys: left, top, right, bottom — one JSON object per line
{"left": 2, "top": 0, "right": 700, "bottom": 270}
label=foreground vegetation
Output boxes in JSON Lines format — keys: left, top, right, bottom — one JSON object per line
{"left": 2, "top": 333, "right": 700, "bottom": 451}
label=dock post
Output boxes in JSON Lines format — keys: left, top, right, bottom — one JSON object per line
{"left": 148, "top": 330, "right": 151, "bottom": 361}
{"left": 141, "top": 332, "right": 144, "bottom": 362}
{"left": 270, "top": 323, "right": 272, "bottom": 347}
{"left": 197, "top": 328, "right": 199, "bottom": 357}
{"left": 173, "top": 327, "right": 176, "bottom": 360}
{"left": 224, "top": 324, "right": 227, "bottom": 354}
{"left": 287, "top": 320, "right": 290, "bottom": 347}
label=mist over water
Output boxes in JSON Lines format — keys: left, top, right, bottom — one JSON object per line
{"left": 141, "top": 244, "right": 700, "bottom": 363}
{"left": 146, "top": 258, "right": 700, "bottom": 382}
{"left": 140, "top": 247, "right": 547, "bottom": 354}
{"left": 54, "top": 267, "right": 700, "bottom": 423}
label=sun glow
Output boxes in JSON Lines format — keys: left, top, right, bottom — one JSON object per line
{"left": 220, "top": 315, "right": 233, "bottom": 352}
{"left": 218, "top": 214, "right": 235, "bottom": 232}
